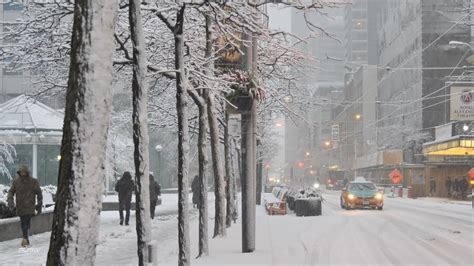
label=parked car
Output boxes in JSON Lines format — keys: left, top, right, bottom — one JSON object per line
{"left": 340, "top": 178, "right": 384, "bottom": 210}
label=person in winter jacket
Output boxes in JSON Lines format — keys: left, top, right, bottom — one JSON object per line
{"left": 460, "top": 177, "right": 469, "bottom": 200}
{"left": 191, "top": 175, "right": 200, "bottom": 209}
{"left": 7, "top": 165, "right": 43, "bottom": 247}
{"left": 115, "top": 171, "right": 134, "bottom": 225}
{"left": 429, "top": 176, "right": 436, "bottom": 196}
{"left": 445, "top": 177, "right": 452, "bottom": 198}
{"left": 149, "top": 174, "right": 161, "bottom": 219}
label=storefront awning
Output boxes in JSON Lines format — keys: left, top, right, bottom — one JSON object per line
{"left": 423, "top": 135, "right": 474, "bottom": 156}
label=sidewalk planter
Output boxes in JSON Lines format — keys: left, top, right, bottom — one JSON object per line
{"left": 289, "top": 188, "right": 322, "bottom": 217}
{"left": 294, "top": 199, "right": 322, "bottom": 217}
{"left": 287, "top": 192, "right": 296, "bottom": 211}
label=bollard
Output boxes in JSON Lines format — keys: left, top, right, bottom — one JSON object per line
{"left": 147, "top": 240, "right": 158, "bottom": 266}
{"left": 398, "top": 186, "right": 403, "bottom": 198}
{"left": 407, "top": 185, "right": 413, "bottom": 198}
{"left": 390, "top": 186, "right": 395, "bottom": 198}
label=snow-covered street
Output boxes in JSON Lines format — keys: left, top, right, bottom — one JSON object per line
{"left": 193, "top": 191, "right": 473, "bottom": 266}
{"left": 0, "top": 191, "right": 472, "bottom": 265}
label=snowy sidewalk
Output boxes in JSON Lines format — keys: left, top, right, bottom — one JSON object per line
{"left": 0, "top": 194, "right": 189, "bottom": 265}
{"left": 411, "top": 196, "right": 472, "bottom": 206}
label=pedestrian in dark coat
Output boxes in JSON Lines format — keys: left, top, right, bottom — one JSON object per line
{"left": 7, "top": 165, "right": 43, "bottom": 247}
{"left": 429, "top": 176, "right": 436, "bottom": 196}
{"left": 149, "top": 174, "right": 161, "bottom": 219}
{"left": 460, "top": 177, "right": 468, "bottom": 200}
{"left": 445, "top": 177, "right": 452, "bottom": 198}
{"left": 453, "top": 178, "right": 461, "bottom": 199}
{"left": 115, "top": 171, "right": 134, "bottom": 225}
{"left": 191, "top": 175, "right": 200, "bottom": 209}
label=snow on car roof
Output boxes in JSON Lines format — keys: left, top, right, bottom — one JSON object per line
{"left": 350, "top": 177, "right": 374, "bottom": 184}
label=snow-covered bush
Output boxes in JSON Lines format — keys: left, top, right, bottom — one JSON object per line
{"left": 0, "top": 184, "right": 9, "bottom": 205}
{"left": 0, "top": 142, "right": 16, "bottom": 181}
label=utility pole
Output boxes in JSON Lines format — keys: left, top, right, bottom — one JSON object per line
{"left": 241, "top": 29, "right": 256, "bottom": 253}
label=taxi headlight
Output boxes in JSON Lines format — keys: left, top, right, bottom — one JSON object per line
{"left": 348, "top": 194, "right": 355, "bottom": 200}
{"left": 375, "top": 193, "right": 383, "bottom": 200}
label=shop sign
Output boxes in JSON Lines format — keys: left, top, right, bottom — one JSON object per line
{"left": 450, "top": 86, "right": 474, "bottom": 121}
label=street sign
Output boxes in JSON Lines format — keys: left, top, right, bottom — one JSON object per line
{"left": 450, "top": 86, "right": 474, "bottom": 121}
{"left": 331, "top": 124, "right": 340, "bottom": 141}
{"left": 389, "top": 169, "right": 403, "bottom": 184}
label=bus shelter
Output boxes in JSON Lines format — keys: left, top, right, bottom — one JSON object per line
{"left": 0, "top": 95, "right": 63, "bottom": 185}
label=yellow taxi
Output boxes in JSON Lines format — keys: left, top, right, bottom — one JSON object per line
{"left": 340, "top": 178, "right": 384, "bottom": 210}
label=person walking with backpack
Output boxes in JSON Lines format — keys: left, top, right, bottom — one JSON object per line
{"left": 115, "top": 171, "right": 134, "bottom": 225}
{"left": 7, "top": 165, "right": 43, "bottom": 247}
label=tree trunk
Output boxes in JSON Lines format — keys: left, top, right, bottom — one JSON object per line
{"left": 256, "top": 145, "right": 263, "bottom": 205}
{"left": 175, "top": 5, "right": 191, "bottom": 266}
{"left": 46, "top": 1, "right": 118, "bottom": 265}
{"left": 129, "top": 0, "right": 151, "bottom": 264}
{"left": 203, "top": 14, "right": 226, "bottom": 238}
{"left": 189, "top": 93, "right": 210, "bottom": 257}
{"left": 224, "top": 111, "right": 235, "bottom": 227}
{"left": 230, "top": 139, "right": 238, "bottom": 222}
{"left": 234, "top": 138, "right": 242, "bottom": 186}
{"left": 206, "top": 91, "right": 226, "bottom": 238}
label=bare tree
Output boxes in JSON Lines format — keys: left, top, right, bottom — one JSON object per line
{"left": 224, "top": 111, "right": 235, "bottom": 227}
{"left": 129, "top": 0, "right": 152, "bottom": 264}
{"left": 188, "top": 89, "right": 210, "bottom": 257}
{"left": 174, "top": 5, "right": 192, "bottom": 266}
{"left": 46, "top": 1, "right": 119, "bottom": 265}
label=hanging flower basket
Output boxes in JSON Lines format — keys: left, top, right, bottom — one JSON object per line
{"left": 225, "top": 70, "right": 265, "bottom": 114}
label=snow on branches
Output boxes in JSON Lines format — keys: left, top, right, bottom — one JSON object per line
{"left": 0, "top": 141, "right": 16, "bottom": 181}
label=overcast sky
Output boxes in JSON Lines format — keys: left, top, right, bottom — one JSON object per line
{"left": 267, "top": 4, "right": 292, "bottom": 32}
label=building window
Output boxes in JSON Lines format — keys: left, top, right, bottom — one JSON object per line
{"left": 352, "top": 9, "right": 366, "bottom": 19}
{"left": 2, "top": 2, "right": 24, "bottom": 11}
{"left": 352, "top": 52, "right": 368, "bottom": 62}
{"left": 352, "top": 41, "right": 367, "bottom": 51}
{"left": 353, "top": 0, "right": 368, "bottom": 8}
{"left": 352, "top": 30, "right": 368, "bottom": 40}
